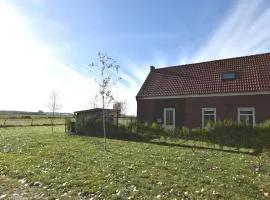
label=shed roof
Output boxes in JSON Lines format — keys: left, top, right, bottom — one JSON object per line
{"left": 74, "top": 108, "right": 117, "bottom": 114}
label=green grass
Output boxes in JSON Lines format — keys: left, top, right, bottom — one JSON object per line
{"left": 0, "top": 126, "right": 269, "bottom": 199}
{"left": 0, "top": 118, "right": 65, "bottom": 127}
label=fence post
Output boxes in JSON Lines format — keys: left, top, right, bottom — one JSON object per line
{"left": 3, "top": 119, "right": 6, "bottom": 127}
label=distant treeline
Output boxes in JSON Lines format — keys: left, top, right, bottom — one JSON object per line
{"left": 0, "top": 116, "right": 70, "bottom": 119}
{"left": 0, "top": 110, "right": 73, "bottom": 119}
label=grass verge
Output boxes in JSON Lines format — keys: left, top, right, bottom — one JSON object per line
{"left": 0, "top": 126, "right": 269, "bottom": 199}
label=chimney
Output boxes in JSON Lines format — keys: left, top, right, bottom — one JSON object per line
{"left": 150, "top": 66, "right": 155, "bottom": 72}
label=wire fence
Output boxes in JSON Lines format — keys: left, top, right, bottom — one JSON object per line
{"left": 0, "top": 118, "right": 66, "bottom": 127}
{"left": 0, "top": 115, "right": 137, "bottom": 129}
{"left": 117, "top": 116, "right": 137, "bottom": 126}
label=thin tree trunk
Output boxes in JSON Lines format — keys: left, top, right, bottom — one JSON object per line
{"left": 102, "top": 96, "right": 107, "bottom": 151}
{"left": 51, "top": 111, "right": 54, "bottom": 134}
{"left": 51, "top": 118, "right": 54, "bottom": 134}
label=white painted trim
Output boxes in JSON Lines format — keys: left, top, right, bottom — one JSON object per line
{"left": 202, "top": 108, "right": 216, "bottom": 128}
{"left": 163, "top": 108, "right": 175, "bottom": 130}
{"left": 237, "top": 107, "right": 256, "bottom": 127}
{"left": 138, "top": 91, "right": 270, "bottom": 100}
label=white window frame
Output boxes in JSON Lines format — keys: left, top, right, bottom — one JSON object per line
{"left": 237, "top": 107, "right": 255, "bottom": 127}
{"left": 202, "top": 108, "right": 216, "bottom": 128}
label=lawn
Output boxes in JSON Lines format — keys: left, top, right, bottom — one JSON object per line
{"left": 0, "top": 126, "right": 269, "bottom": 199}
{"left": 0, "top": 118, "right": 65, "bottom": 127}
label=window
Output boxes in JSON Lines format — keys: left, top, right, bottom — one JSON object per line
{"left": 202, "top": 108, "right": 216, "bottom": 128}
{"left": 222, "top": 72, "right": 236, "bottom": 80}
{"left": 237, "top": 107, "right": 255, "bottom": 126}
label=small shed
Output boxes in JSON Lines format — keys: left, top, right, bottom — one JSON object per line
{"left": 74, "top": 108, "right": 120, "bottom": 126}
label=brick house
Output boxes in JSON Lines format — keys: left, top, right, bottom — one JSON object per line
{"left": 136, "top": 53, "right": 270, "bottom": 129}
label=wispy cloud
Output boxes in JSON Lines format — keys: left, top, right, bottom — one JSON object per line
{"left": 114, "top": 62, "right": 151, "bottom": 115}
{"left": 3, "top": 0, "right": 270, "bottom": 115}
{"left": 97, "top": 32, "right": 180, "bottom": 41}
{"left": 114, "top": 55, "right": 168, "bottom": 115}
{"left": 119, "top": 33, "right": 179, "bottom": 40}
{"left": 118, "top": 0, "right": 270, "bottom": 114}
{"left": 22, "top": 0, "right": 47, "bottom": 7}
{"left": 178, "top": 0, "right": 270, "bottom": 63}
{"left": 0, "top": 0, "right": 149, "bottom": 115}
{"left": 125, "top": 0, "right": 270, "bottom": 115}
{"left": 0, "top": 1, "right": 97, "bottom": 112}
{"left": 98, "top": 0, "right": 270, "bottom": 115}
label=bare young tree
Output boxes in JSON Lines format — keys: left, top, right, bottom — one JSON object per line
{"left": 113, "top": 100, "right": 127, "bottom": 115}
{"left": 48, "top": 89, "right": 61, "bottom": 134}
{"left": 90, "top": 93, "right": 101, "bottom": 109}
{"left": 89, "top": 52, "right": 121, "bottom": 151}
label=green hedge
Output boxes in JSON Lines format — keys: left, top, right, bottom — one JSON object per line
{"left": 75, "top": 119, "right": 153, "bottom": 141}
{"left": 74, "top": 118, "right": 270, "bottom": 152}
{"left": 136, "top": 119, "right": 270, "bottom": 151}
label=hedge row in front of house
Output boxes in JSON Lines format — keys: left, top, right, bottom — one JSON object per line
{"left": 143, "top": 119, "right": 270, "bottom": 152}
{"left": 73, "top": 118, "right": 270, "bottom": 152}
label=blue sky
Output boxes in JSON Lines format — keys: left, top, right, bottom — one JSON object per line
{"left": 1, "top": 0, "right": 270, "bottom": 114}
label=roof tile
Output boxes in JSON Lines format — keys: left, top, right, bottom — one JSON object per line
{"left": 137, "top": 53, "right": 270, "bottom": 97}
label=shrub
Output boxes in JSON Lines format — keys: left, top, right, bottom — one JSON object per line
{"left": 150, "top": 122, "right": 164, "bottom": 138}
{"left": 191, "top": 127, "right": 204, "bottom": 140}
{"left": 181, "top": 126, "right": 190, "bottom": 139}
{"left": 75, "top": 119, "right": 150, "bottom": 141}
{"left": 75, "top": 117, "right": 270, "bottom": 152}
{"left": 255, "top": 119, "right": 270, "bottom": 151}
{"left": 214, "top": 119, "right": 254, "bottom": 149}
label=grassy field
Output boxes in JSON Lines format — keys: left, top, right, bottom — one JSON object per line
{"left": 0, "top": 126, "right": 269, "bottom": 199}
{"left": 0, "top": 118, "right": 65, "bottom": 127}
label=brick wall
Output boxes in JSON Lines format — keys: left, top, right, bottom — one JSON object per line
{"left": 137, "top": 94, "right": 270, "bottom": 128}
{"left": 185, "top": 94, "right": 270, "bottom": 127}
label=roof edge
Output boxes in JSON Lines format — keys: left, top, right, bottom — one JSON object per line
{"left": 137, "top": 91, "right": 270, "bottom": 100}
{"left": 154, "top": 52, "right": 270, "bottom": 71}
{"left": 74, "top": 108, "right": 117, "bottom": 113}
{"left": 136, "top": 70, "right": 152, "bottom": 97}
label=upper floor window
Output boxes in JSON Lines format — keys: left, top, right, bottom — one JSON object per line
{"left": 222, "top": 72, "right": 236, "bottom": 80}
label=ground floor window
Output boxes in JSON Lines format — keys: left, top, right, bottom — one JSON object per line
{"left": 202, "top": 108, "right": 216, "bottom": 128}
{"left": 237, "top": 107, "right": 255, "bottom": 126}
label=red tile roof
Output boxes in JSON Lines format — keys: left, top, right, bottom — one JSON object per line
{"left": 137, "top": 53, "right": 270, "bottom": 98}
